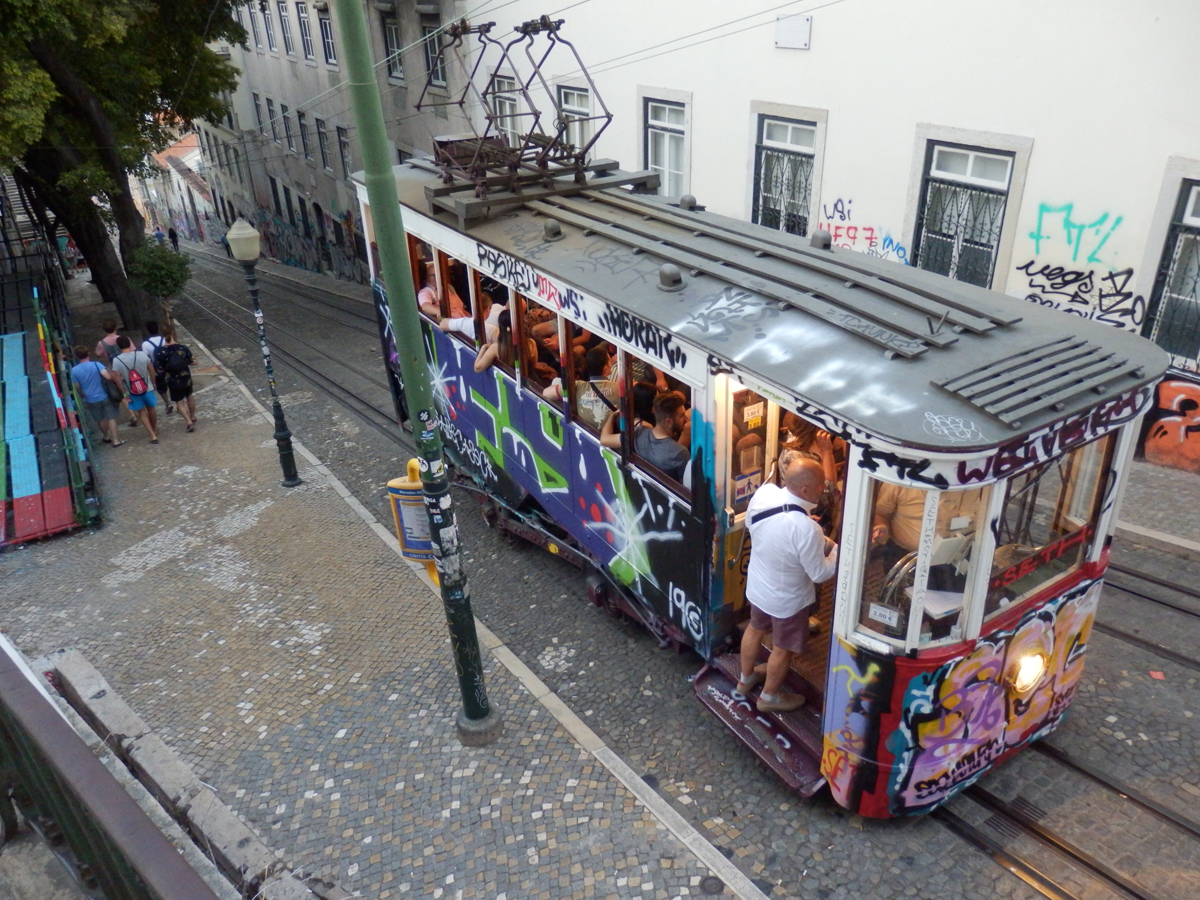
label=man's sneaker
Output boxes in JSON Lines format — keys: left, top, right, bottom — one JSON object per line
{"left": 734, "top": 663, "right": 769, "bottom": 695}
{"left": 758, "top": 691, "right": 806, "bottom": 713}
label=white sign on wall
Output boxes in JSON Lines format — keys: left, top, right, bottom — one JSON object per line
{"left": 775, "top": 15, "right": 812, "bottom": 50}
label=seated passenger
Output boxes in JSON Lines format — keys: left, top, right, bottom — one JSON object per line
{"left": 474, "top": 309, "right": 514, "bottom": 372}
{"left": 543, "top": 346, "right": 618, "bottom": 429}
{"left": 600, "top": 390, "right": 690, "bottom": 481}
{"left": 417, "top": 268, "right": 467, "bottom": 321}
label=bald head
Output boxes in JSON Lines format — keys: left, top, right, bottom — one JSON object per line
{"left": 779, "top": 450, "right": 825, "bottom": 502}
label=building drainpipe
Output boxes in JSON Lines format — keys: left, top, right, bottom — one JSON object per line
{"left": 330, "top": 0, "right": 501, "bottom": 746}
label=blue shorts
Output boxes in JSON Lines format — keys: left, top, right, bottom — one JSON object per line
{"left": 128, "top": 391, "right": 158, "bottom": 411}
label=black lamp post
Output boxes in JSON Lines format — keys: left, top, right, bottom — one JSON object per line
{"left": 226, "top": 217, "right": 302, "bottom": 488}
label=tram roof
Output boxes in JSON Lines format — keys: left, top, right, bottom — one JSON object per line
{"left": 384, "top": 163, "right": 1168, "bottom": 453}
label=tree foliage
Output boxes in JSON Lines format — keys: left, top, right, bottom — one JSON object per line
{"left": 0, "top": 0, "right": 246, "bottom": 326}
{"left": 127, "top": 242, "right": 191, "bottom": 299}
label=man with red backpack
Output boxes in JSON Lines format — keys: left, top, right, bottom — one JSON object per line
{"left": 113, "top": 335, "right": 160, "bottom": 443}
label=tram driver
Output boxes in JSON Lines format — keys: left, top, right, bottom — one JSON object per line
{"left": 736, "top": 451, "right": 838, "bottom": 712}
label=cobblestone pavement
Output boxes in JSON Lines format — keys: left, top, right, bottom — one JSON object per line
{"left": 2, "top": 286, "right": 731, "bottom": 898}
{"left": 17, "top": 245, "right": 1200, "bottom": 898}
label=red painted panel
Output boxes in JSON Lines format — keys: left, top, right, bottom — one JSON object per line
{"left": 41, "top": 487, "right": 75, "bottom": 531}
{"left": 12, "top": 495, "right": 46, "bottom": 540}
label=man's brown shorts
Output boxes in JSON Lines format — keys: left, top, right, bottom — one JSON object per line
{"left": 749, "top": 603, "right": 808, "bottom": 655}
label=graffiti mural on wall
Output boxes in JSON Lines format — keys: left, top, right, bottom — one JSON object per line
{"left": 1015, "top": 260, "right": 1146, "bottom": 331}
{"left": 1142, "top": 378, "right": 1200, "bottom": 473}
{"left": 1027, "top": 203, "right": 1122, "bottom": 265}
{"left": 256, "top": 206, "right": 370, "bottom": 284}
{"left": 818, "top": 198, "right": 909, "bottom": 264}
{"left": 821, "top": 579, "right": 1102, "bottom": 816}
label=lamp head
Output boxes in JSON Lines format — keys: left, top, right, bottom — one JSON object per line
{"left": 226, "top": 217, "right": 261, "bottom": 263}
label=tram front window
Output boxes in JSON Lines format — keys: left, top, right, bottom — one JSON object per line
{"left": 985, "top": 433, "right": 1114, "bottom": 617}
{"left": 858, "top": 482, "right": 990, "bottom": 645}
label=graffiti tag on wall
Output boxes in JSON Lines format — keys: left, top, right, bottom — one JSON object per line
{"left": 818, "top": 198, "right": 909, "bottom": 264}
{"left": 1142, "top": 378, "right": 1200, "bottom": 473}
{"left": 1015, "top": 260, "right": 1145, "bottom": 331}
{"left": 1028, "top": 203, "right": 1122, "bottom": 265}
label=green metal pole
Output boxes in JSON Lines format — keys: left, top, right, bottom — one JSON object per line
{"left": 332, "top": 0, "right": 501, "bottom": 746}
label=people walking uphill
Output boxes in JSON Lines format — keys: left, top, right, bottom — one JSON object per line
{"left": 157, "top": 328, "right": 197, "bottom": 432}
{"left": 94, "top": 319, "right": 137, "bottom": 427}
{"left": 154, "top": 226, "right": 166, "bottom": 245}
{"left": 113, "top": 335, "right": 160, "bottom": 443}
{"left": 70, "top": 347, "right": 124, "bottom": 447}
{"left": 168, "top": 226, "right": 179, "bottom": 252}
{"left": 736, "top": 451, "right": 839, "bottom": 713}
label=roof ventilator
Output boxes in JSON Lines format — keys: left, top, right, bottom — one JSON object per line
{"left": 543, "top": 219, "right": 564, "bottom": 241}
{"left": 810, "top": 229, "right": 833, "bottom": 250}
{"left": 657, "top": 264, "right": 685, "bottom": 292}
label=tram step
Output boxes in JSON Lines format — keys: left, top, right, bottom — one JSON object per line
{"left": 706, "top": 653, "right": 825, "bottom": 761}
{"left": 692, "top": 664, "right": 826, "bottom": 798}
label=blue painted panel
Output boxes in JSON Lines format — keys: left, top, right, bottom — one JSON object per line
{"left": 8, "top": 435, "right": 40, "bottom": 498}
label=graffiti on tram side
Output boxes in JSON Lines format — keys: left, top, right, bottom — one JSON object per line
{"left": 954, "top": 386, "right": 1151, "bottom": 484}
{"left": 1015, "top": 260, "right": 1146, "bottom": 332}
{"left": 1141, "top": 377, "right": 1200, "bottom": 474}
{"left": 821, "top": 642, "right": 894, "bottom": 814}
{"left": 475, "top": 242, "right": 541, "bottom": 296}
{"left": 419, "top": 326, "right": 711, "bottom": 652}
{"left": 886, "top": 580, "right": 1100, "bottom": 815}
{"left": 596, "top": 303, "right": 688, "bottom": 371}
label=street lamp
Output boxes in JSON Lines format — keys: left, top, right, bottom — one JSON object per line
{"left": 227, "top": 217, "right": 302, "bottom": 488}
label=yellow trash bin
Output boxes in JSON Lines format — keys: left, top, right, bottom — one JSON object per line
{"left": 388, "top": 459, "right": 439, "bottom": 585}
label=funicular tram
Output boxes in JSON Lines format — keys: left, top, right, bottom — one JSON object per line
{"left": 353, "top": 75, "right": 1167, "bottom": 819}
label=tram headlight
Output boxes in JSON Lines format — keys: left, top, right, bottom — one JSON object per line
{"left": 1008, "top": 653, "right": 1047, "bottom": 696}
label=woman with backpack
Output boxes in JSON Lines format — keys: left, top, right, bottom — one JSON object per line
{"left": 112, "top": 335, "right": 160, "bottom": 443}
{"left": 157, "top": 329, "right": 197, "bottom": 432}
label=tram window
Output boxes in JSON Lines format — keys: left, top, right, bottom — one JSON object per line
{"left": 407, "top": 236, "right": 438, "bottom": 321}
{"left": 985, "top": 433, "right": 1114, "bottom": 618}
{"left": 517, "top": 294, "right": 562, "bottom": 395}
{"left": 604, "top": 349, "right": 691, "bottom": 494}
{"left": 435, "top": 255, "right": 474, "bottom": 346}
{"left": 555, "top": 322, "right": 616, "bottom": 433}
{"left": 858, "top": 482, "right": 990, "bottom": 646}
{"left": 472, "top": 272, "right": 506, "bottom": 347}
{"left": 730, "top": 389, "right": 771, "bottom": 514}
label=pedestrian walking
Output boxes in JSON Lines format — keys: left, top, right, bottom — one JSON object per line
{"left": 156, "top": 329, "right": 197, "bottom": 432}
{"left": 168, "top": 226, "right": 179, "bottom": 252}
{"left": 94, "top": 319, "right": 137, "bottom": 427}
{"left": 221, "top": 234, "right": 232, "bottom": 258}
{"left": 154, "top": 226, "right": 166, "bottom": 245}
{"left": 112, "top": 335, "right": 160, "bottom": 443}
{"left": 141, "top": 320, "right": 173, "bottom": 415}
{"left": 70, "top": 347, "right": 124, "bottom": 447}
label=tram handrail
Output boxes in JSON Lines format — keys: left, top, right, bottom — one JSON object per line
{"left": 0, "top": 644, "right": 222, "bottom": 900}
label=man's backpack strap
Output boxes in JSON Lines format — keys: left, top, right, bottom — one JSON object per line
{"left": 749, "top": 503, "right": 808, "bottom": 526}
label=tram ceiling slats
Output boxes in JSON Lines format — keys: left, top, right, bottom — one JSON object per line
{"left": 973, "top": 352, "right": 1121, "bottom": 412}
{"left": 939, "top": 337, "right": 1084, "bottom": 394}
{"left": 530, "top": 199, "right": 957, "bottom": 353}
{"left": 524, "top": 199, "right": 933, "bottom": 358}
{"left": 594, "top": 190, "right": 1025, "bottom": 327}
{"left": 950, "top": 341, "right": 1097, "bottom": 401}
{"left": 547, "top": 195, "right": 959, "bottom": 347}
{"left": 580, "top": 190, "right": 998, "bottom": 335}
{"left": 994, "top": 361, "right": 1140, "bottom": 426}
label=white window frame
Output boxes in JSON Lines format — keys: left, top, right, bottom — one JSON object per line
{"left": 641, "top": 92, "right": 689, "bottom": 200}
{"left": 1184, "top": 184, "right": 1200, "bottom": 228}
{"left": 282, "top": 104, "right": 294, "bottom": 151}
{"left": 297, "top": 111, "right": 312, "bottom": 160}
{"left": 319, "top": 14, "right": 337, "bottom": 65}
{"left": 337, "top": 125, "right": 352, "bottom": 180}
{"left": 558, "top": 85, "right": 591, "bottom": 151}
{"left": 382, "top": 17, "right": 403, "bottom": 79}
{"left": 262, "top": 5, "right": 278, "bottom": 52}
{"left": 252, "top": 93, "right": 266, "bottom": 135}
{"left": 249, "top": 7, "right": 262, "bottom": 49}
{"left": 422, "top": 17, "right": 446, "bottom": 87}
{"left": 929, "top": 145, "right": 1013, "bottom": 191}
{"left": 277, "top": 2, "right": 295, "bottom": 55}
{"left": 265, "top": 97, "right": 280, "bottom": 142}
{"left": 491, "top": 76, "right": 519, "bottom": 146}
{"left": 316, "top": 118, "right": 332, "bottom": 171}
{"left": 296, "top": 3, "right": 315, "bottom": 61}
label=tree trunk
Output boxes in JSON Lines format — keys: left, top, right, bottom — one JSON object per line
{"left": 14, "top": 161, "right": 159, "bottom": 330}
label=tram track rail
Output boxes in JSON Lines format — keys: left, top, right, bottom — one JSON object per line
{"left": 180, "top": 282, "right": 414, "bottom": 453}
{"left": 1103, "top": 563, "right": 1200, "bottom": 621}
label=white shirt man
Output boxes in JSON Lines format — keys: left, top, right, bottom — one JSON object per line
{"left": 737, "top": 452, "right": 838, "bottom": 712}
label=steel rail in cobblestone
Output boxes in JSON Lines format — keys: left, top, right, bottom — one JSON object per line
{"left": 181, "top": 288, "right": 411, "bottom": 451}
{"left": 1092, "top": 621, "right": 1200, "bottom": 673}
{"left": 1104, "top": 564, "right": 1200, "bottom": 620}
{"left": 0, "top": 651, "right": 222, "bottom": 900}
{"left": 964, "top": 785, "right": 1165, "bottom": 900}
{"left": 1032, "top": 742, "right": 1200, "bottom": 842}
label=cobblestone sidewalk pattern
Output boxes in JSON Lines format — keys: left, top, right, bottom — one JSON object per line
{"left": 0, "top": 331, "right": 727, "bottom": 898}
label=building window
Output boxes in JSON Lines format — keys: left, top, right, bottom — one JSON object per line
{"left": 422, "top": 14, "right": 446, "bottom": 86}
{"left": 266, "top": 98, "right": 280, "bottom": 142}
{"left": 752, "top": 115, "right": 816, "bottom": 237}
{"left": 296, "top": 2, "right": 315, "bottom": 60}
{"left": 269, "top": 176, "right": 282, "bottom": 216}
{"left": 252, "top": 93, "right": 266, "bottom": 135}
{"left": 558, "top": 86, "right": 591, "bottom": 152}
{"left": 262, "top": 5, "right": 277, "bottom": 52}
{"left": 337, "top": 126, "right": 352, "bottom": 180}
{"left": 912, "top": 143, "right": 1013, "bottom": 288}
{"left": 298, "top": 111, "right": 312, "bottom": 159}
{"left": 281, "top": 104, "right": 294, "bottom": 150}
{"left": 232, "top": 146, "right": 244, "bottom": 184}
{"left": 277, "top": 2, "right": 295, "bottom": 54}
{"left": 284, "top": 185, "right": 296, "bottom": 227}
{"left": 382, "top": 17, "right": 403, "bottom": 79}
{"left": 316, "top": 118, "right": 331, "bottom": 171}
{"left": 645, "top": 99, "right": 686, "bottom": 199}
{"left": 1146, "top": 182, "right": 1200, "bottom": 360}
{"left": 490, "top": 76, "right": 519, "bottom": 146}
{"left": 249, "top": 7, "right": 262, "bottom": 49}
{"left": 319, "top": 14, "right": 337, "bottom": 64}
